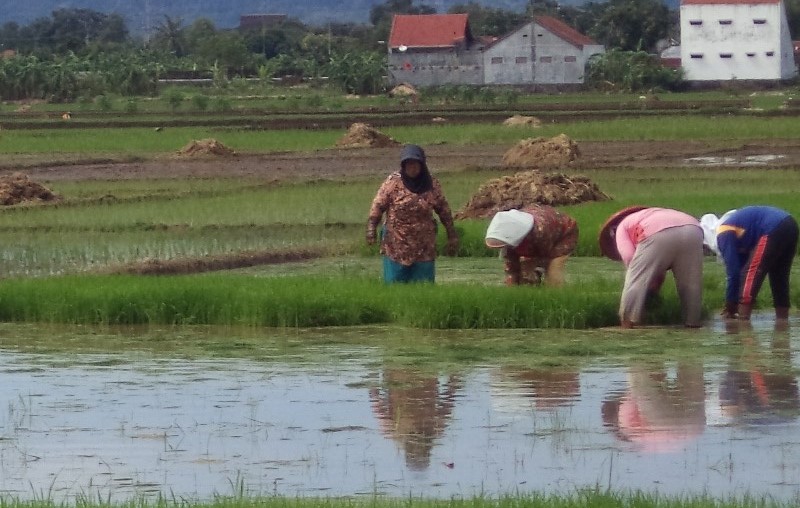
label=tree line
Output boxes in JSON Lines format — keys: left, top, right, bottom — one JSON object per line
{"left": 0, "top": 0, "right": 776, "bottom": 100}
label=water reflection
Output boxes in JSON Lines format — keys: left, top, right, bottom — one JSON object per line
{"left": 493, "top": 367, "right": 580, "bottom": 410}
{"left": 370, "top": 369, "right": 461, "bottom": 470}
{"left": 1, "top": 321, "right": 800, "bottom": 501}
{"left": 602, "top": 360, "right": 706, "bottom": 453}
{"left": 718, "top": 321, "right": 800, "bottom": 426}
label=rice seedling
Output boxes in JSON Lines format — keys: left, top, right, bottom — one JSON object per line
{"left": 4, "top": 114, "right": 800, "bottom": 156}
{"left": 0, "top": 254, "right": 742, "bottom": 329}
{"left": 0, "top": 491, "right": 788, "bottom": 508}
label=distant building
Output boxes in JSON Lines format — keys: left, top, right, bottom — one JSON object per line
{"left": 680, "top": 0, "right": 797, "bottom": 81}
{"left": 483, "top": 16, "right": 605, "bottom": 85}
{"left": 387, "top": 13, "right": 604, "bottom": 87}
{"left": 239, "top": 14, "right": 287, "bottom": 31}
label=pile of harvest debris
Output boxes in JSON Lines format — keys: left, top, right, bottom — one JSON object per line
{"left": 0, "top": 173, "right": 60, "bottom": 206}
{"left": 389, "top": 83, "right": 418, "bottom": 97}
{"left": 502, "top": 133, "right": 579, "bottom": 168}
{"left": 177, "top": 138, "right": 236, "bottom": 157}
{"left": 455, "top": 170, "right": 609, "bottom": 219}
{"left": 336, "top": 123, "right": 400, "bottom": 148}
{"left": 502, "top": 115, "right": 542, "bottom": 127}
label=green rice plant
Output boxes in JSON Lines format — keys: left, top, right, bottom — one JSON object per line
{"left": 0, "top": 490, "right": 788, "bottom": 508}
{"left": 0, "top": 258, "right": 726, "bottom": 328}
{"left": 4, "top": 115, "right": 800, "bottom": 156}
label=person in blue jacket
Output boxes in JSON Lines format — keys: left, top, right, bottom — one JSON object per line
{"left": 704, "top": 206, "right": 799, "bottom": 320}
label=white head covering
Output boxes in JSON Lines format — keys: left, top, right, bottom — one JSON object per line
{"left": 700, "top": 209, "right": 737, "bottom": 255}
{"left": 485, "top": 209, "right": 535, "bottom": 248}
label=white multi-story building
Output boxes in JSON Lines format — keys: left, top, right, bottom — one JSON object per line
{"left": 680, "top": 0, "right": 797, "bottom": 81}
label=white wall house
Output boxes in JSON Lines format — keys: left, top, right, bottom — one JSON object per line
{"left": 387, "top": 14, "right": 603, "bottom": 87}
{"left": 483, "top": 17, "right": 604, "bottom": 85}
{"left": 681, "top": 0, "right": 797, "bottom": 81}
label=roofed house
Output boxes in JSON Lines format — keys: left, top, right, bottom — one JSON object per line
{"left": 386, "top": 13, "right": 604, "bottom": 87}
{"left": 387, "top": 14, "right": 484, "bottom": 87}
{"left": 680, "top": 0, "right": 797, "bottom": 81}
{"left": 483, "top": 16, "right": 604, "bottom": 85}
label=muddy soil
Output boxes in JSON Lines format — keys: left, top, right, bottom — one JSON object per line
{"left": 4, "top": 139, "right": 800, "bottom": 182}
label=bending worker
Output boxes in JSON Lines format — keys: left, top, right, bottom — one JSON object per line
{"left": 599, "top": 206, "right": 704, "bottom": 329}
{"left": 484, "top": 205, "right": 578, "bottom": 287}
{"left": 702, "top": 206, "right": 798, "bottom": 320}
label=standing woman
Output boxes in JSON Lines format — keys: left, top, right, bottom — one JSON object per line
{"left": 599, "top": 206, "right": 704, "bottom": 329}
{"left": 706, "top": 206, "right": 799, "bottom": 320}
{"left": 366, "top": 144, "right": 459, "bottom": 283}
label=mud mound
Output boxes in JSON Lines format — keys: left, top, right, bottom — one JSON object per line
{"left": 502, "top": 115, "right": 542, "bottom": 127}
{"left": 0, "top": 172, "right": 60, "bottom": 206}
{"left": 113, "top": 248, "right": 324, "bottom": 275}
{"left": 502, "top": 134, "right": 579, "bottom": 168}
{"left": 455, "top": 170, "right": 609, "bottom": 219}
{"left": 177, "top": 138, "right": 236, "bottom": 157}
{"left": 336, "top": 123, "right": 400, "bottom": 148}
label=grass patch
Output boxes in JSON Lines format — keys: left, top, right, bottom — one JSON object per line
{"left": 0, "top": 257, "right": 742, "bottom": 329}
{"left": 4, "top": 115, "right": 800, "bottom": 155}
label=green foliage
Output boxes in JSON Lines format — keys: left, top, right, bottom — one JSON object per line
{"left": 124, "top": 98, "right": 139, "bottom": 113}
{"left": 191, "top": 94, "right": 210, "bottom": 111}
{"left": 586, "top": 49, "right": 684, "bottom": 92}
{"left": 588, "top": 0, "right": 672, "bottom": 52}
{"left": 163, "top": 88, "right": 185, "bottom": 111}
{"left": 325, "top": 49, "right": 386, "bottom": 95}
{"left": 94, "top": 94, "right": 112, "bottom": 111}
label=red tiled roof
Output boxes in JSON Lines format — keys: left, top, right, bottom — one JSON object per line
{"left": 388, "top": 14, "right": 471, "bottom": 49}
{"left": 535, "top": 15, "right": 597, "bottom": 49}
{"left": 682, "top": 0, "right": 778, "bottom": 4}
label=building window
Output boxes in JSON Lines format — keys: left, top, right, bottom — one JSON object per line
{"left": 753, "top": 19, "right": 767, "bottom": 24}
{"left": 564, "top": 56, "right": 577, "bottom": 62}
{"left": 746, "top": 52, "right": 756, "bottom": 57}
{"left": 690, "top": 53, "right": 703, "bottom": 58}
{"left": 720, "top": 53, "right": 733, "bottom": 58}
{"left": 689, "top": 20, "right": 703, "bottom": 25}
{"left": 515, "top": 56, "right": 528, "bottom": 64}
{"left": 718, "top": 19, "right": 732, "bottom": 25}
{"left": 539, "top": 56, "right": 552, "bottom": 63}
{"left": 766, "top": 51, "right": 775, "bottom": 56}
{"left": 491, "top": 57, "right": 503, "bottom": 64}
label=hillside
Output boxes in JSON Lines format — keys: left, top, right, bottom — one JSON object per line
{"left": 0, "top": 0, "right": 536, "bottom": 32}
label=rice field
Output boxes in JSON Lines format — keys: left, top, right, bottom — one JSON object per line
{"left": 0, "top": 112, "right": 797, "bottom": 327}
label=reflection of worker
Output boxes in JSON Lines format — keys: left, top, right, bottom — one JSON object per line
{"left": 484, "top": 205, "right": 578, "bottom": 287}
{"left": 366, "top": 144, "right": 459, "bottom": 284}
{"left": 701, "top": 206, "right": 799, "bottom": 320}
{"left": 719, "top": 321, "right": 800, "bottom": 425}
{"left": 370, "top": 368, "right": 461, "bottom": 470}
{"left": 496, "top": 367, "right": 580, "bottom": 409}
{"left": 599, "top": 206, "right": 704, "bottom": 328}
{"left": 602, "top": 361, "right": 706, "bottom": 453}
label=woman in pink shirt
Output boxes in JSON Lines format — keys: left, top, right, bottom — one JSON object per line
{"left": 599, "top": 206, "right": 704, "bottom": 329}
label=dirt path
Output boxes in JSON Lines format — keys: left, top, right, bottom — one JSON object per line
{"left": 6, "top": 139, "right": 800, "bottom": 182}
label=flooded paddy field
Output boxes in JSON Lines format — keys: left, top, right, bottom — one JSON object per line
{"left": 1, "top": 317, "right": 799, "bottom": 503}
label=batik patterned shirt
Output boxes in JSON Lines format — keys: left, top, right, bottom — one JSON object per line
{"left": 504, "top": 205, "right": 578, "bottom": 279}
{"left": 367, "top": 172, "right": 456, "bottom": 266}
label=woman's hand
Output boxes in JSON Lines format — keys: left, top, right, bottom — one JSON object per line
{"left": 445, "top": 237, "right": 459, "bottom": 256}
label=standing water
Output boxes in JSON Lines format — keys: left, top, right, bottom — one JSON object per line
{"left": 0, "top": 318, "right": 799, "bottom": 502}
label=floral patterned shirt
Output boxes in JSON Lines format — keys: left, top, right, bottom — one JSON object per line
{"left": 367, "top": 172, "right": 457, "bottom": 266}
{"left": 504, "top": 205, "right": 578, "bottom": 279}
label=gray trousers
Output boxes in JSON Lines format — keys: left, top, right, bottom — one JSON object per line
{"left": 620, "top": 225, "right": 704, "bottom": 326}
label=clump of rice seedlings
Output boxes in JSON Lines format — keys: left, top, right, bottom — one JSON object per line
{"left": 0, "top": 273, "right": 721, "bottom": 329}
